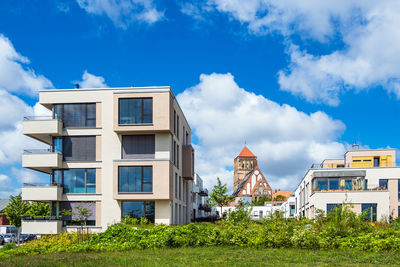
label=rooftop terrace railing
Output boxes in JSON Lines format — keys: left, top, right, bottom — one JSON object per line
{"left": 311, "top": 162, "right": 399, "bottom": 169}
{"left": 23, "top": 116, "right": 60, "bottom": 121}
{"left": 313, "top": 184, "right": 388, "bottom": 193}
{"left": 23, "top": 148, "right": 61, "bottom": 154}
{"left": 23, "top": 182, "right": 62, "bottom": 187}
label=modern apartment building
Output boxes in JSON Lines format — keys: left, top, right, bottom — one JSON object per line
{"left": 21, "top": 86, "right": 195, "bottom": 234}
{"left": 295, "top": 147, "right": 400, "bottom": 221}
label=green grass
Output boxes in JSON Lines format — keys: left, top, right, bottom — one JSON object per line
{"left": 1, "top": 247, "right": 400, "bottom": 267}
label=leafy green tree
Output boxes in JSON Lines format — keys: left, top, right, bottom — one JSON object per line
{"left": 273, "top": 195, "right": 287, "bottom": 201}
{"left": 209, "top": 177, "right": 234, "bottom": 218}
{"left": 4, "top": 194, "right": 30, "bottom": 244}
{"left": 252, "top": 196, "right": 272, "bottom": 206}
{"left": 25, "top": 202, "right": 50, "bottom": 217}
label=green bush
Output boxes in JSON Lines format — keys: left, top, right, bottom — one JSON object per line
{"left": 3, "top": 206, "right": 400, "bottom": 259}
{"left": 2, "top": 243, "right": 16, "bottom": 251}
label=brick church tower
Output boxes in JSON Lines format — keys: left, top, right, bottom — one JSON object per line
{"left": 233, "top": 146, "right": 258, "bottom": 192}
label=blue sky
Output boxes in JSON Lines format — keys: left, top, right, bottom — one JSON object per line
{"left": 1, "top": 0, "right": 400, "bottom": 196}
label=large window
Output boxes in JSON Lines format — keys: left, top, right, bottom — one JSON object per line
{"left": 62, "top": 202, "right": 96, "bottom": 226}
{"left": 121, "top": 201, "right": 155, "bottom": 222}
{"left": 53, "top": 169, "right": 96, "bottom": 193}
{"left": 119, "top": 98, "right": 152, "bottom": 125}
{"left": 54, "top": 103, "right": 96, "bottom": 128}
{"left": 362, "top": 203, "right": 377, "bottom": 221}
{"left": 63, "top": 136, "right": 96, "bottom": 161}
{"left": 118, "top": 166, "right": 152, "bottom": 193}
{"left": 379, "top": 179, "right": 388, "bottom": 189}
{"left": 122, "top": 135, "right": 155, "bottom": 159}
{"left": 326, "top": 204, "right": 342, "bottom": 213}
{"left": 312, "top": 177, "right": 365, "bottom": 192}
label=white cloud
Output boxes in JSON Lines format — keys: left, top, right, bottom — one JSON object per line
{"left": 11, "top": 168, "right": 47, "bottom": 185}
{"left": 177, "top": 73, "right": 346, "bottom": 191}
{"left": 76, "top": 0, "right": 164, "bottom": 28}
{"left": 76, "top": 70, "right": 107, "bottom": 88}
{"left": 0, "top": 34, "right": 53, "bottom": 96}
{"left": 183, "top": 1, "right": 400, "bottom": 105}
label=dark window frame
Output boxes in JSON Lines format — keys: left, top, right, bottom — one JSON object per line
{"left": 121, "top": 201, "right": 155, "bottom": 223}
{"left": 121, "top": 134, "right": 155, "bottom": 159}
{"left": 118, "top": 98, "right": 153, "bottom": 125}
{"left": 62, "top": 136, "right": 96, "bottom": 162}
{"left": 52, "top": 169, "right": 96, "bottom": 194}
{"left": 118, "top": 166, "right": 153, "bottom": 193}
{"left": 53, "top": 103, "right": 96, "bottom": 128}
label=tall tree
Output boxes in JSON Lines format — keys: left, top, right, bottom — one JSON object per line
{"left": 4, "top": 194, "right": 30, "bottom": 244}
{"left": 209, "top": 177, "right": 234, "bottom": 218}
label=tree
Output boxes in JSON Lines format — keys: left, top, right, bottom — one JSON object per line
{"left": 4, "top": 194, "right": 30, "bottom": 245}
{"left": 252, "top": 196, "right": 272, "bottom": 206}
{"left": 25, "top": 202, "right": 50, "bottom": 217}
{"left": 273, "top": 195, "right": 287, "bottom": 201}
{"left": 61, "top": 202, "right": 94, "bottom": 242}
{"left": 209, "top": 177, "right": 234, "bottom": 218}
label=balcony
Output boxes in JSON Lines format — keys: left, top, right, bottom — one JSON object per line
{"left": 198, "top": 204, "right": 211, "bottom": 212}
{"left": 23, "top": 116, "right": 62, "bottom": 144}
{"left": 182, "top": 144, "right": 194, "bottom": 180}
{"left": 22, "top": 149, "right": 62, "bottom": 174}
{"left": 21, "top": 217, "right": 63, "bottom": 234}
{"left": 22, "top": 183, "right": 63, "bottom": 201}
{"left": 199, "top": 189, "right": 208, "bottom": 197}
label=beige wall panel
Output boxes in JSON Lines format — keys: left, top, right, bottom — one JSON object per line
{"left": 96, "top": 169, "right": 102, "bottom": 194}
{"left": 155, "top": 200, "right": 172, "bottom": 225}
{"left": 96, "top": 102, "right": 102, "bottom": 128}
{"left": 96, "top": 136, "right": 102, "bottom": 161}
{"left": 96, "top": 202, "right": 102, "bottom": 227}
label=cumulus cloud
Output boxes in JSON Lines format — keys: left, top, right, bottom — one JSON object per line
{"left": 76, "top": 0, "right": 164, "bottom": 28}
{"left": 182, "top": 1, "right": 400, "bottom": 105}
{"left": 0, "top": 35, "right": 51, "bottom": 165}
{"left": 0, "top": 34, "right": 52, "bottom": 96}
{"left": 0, "top": 174, "right": 20, "bottom": 198}
{"left": 178, "top": 73, "right": 346, "bottom": 191}
{"left": 76, "top": 70, "right": 107, "bottom": 88}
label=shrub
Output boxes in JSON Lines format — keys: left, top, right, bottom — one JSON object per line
{"left": 2, "top": 243, "right": 16, "bottom": 251}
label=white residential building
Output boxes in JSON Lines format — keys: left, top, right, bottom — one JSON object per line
{"left": 295, "top": 147, "right": 400, "bottom": 221}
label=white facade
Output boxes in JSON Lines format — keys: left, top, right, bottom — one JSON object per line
{"left": 295, "top": 149, "right": 400, "bottom": 221}
{"left": 192, "top": 174, "right": 211, "bottom": 219}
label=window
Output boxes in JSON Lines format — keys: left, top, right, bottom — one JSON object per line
{"left": 173, "top": 110, "right": 176, "bottom": 134}
{"left": 329, "top": 179, "right": 339, "bottom": 190}
{"left": 119, "top": 98, "right": 152, "bottom": 125}
{"left": 374, "top": 157, "right": 379, "bottom": 167}
{"left": 379, "top": 179, "right": 388, "bottom": 189}
{"left": 118, "top": 166, "right": 152, "bottom": 193}
{"left": 175, "top": 173, "right": 178, "bottom": 198}
{"left": 63, "top": 136, "right": 96, "bottom": 161}
{"left": 398, "top": 180, "right": 400, "bottom": 201}
{"left": 326, "top": 204, "right": 342, "bottom": 213}
{"left": 290, "top": 205, "right": 295, "bottom": 216}
{"left": 54, "top": 103, "right": 96, "bottom": 128}
{"left": 121, "top": 201, "right": 155, "bottom": 222}
{"left": 177, "top": 115, "right": 180, "bottom": 140}
{"left": 122, "top": 135, "right": 155, "bottom": 159}
{"left": 362, "top": 203, "right": 377, "bottom": 221}
{"left": 177, "top": 144, "right": 179, "bottom": 169}
{"left": 53, "top": 137, "right": 63, "bottom": 153}
{"left": 183, "top": 126, "right": 186, "bottom": 144}
{"left": 53, "top": 169, "right": 96, "bottom": 194}
{"left": 317, "top": 179, "right": 328, "bottom": 190}
{"left": 61, "top": 202, "right": 96, "bottom": 226}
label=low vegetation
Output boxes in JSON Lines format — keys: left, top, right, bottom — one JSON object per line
{"left": 2, "top": 204, "right": 400, "bottom": 260}
{"left": 2, "top": 247, "right": 400, "bottom": 266}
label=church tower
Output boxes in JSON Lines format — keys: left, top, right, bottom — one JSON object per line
{"left": 233, "top": 146, "right": 258, "bottom": 192}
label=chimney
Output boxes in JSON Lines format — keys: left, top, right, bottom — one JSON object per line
{"left": 352, "top": 142, "right": 359, "bottom": 150}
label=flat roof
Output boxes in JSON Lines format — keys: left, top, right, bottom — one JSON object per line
{"left": 40, "top": 86, "right": 171, "bottom": 92}
{"left": 345, "top": 148, "right": 396, "bottom": 155}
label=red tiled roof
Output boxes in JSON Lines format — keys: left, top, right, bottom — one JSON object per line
{"left": 272, "top": 190, "right": 293, "bottom": 200}
{"left": 236, "top": 146, "right": 256, "bottom": 158}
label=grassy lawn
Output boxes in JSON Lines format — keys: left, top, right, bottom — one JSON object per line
{"left": 1, "top": 247, "right": 400, "bottom": 267}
